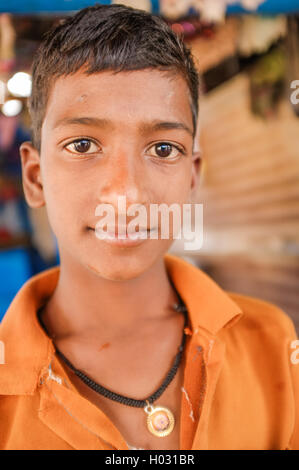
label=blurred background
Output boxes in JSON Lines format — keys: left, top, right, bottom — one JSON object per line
{"left": 0, "top": 0, "right": 298, "bottom": 333}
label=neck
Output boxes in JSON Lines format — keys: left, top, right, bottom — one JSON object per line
{"left": 41, "top": 253, "right": 180, "bottom": 342}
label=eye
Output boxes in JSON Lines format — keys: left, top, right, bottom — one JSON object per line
{"left": 147, "top": 142, "right": 185, "bottom": 159}
{"left": 64, "top": 138, "right": 99, "bottom": 155}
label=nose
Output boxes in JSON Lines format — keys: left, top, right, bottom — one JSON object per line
{"left": 96, "top": 143, "right": 149, "bottom": 212}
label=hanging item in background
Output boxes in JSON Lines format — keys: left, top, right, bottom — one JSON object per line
{"left": 238, "top": 14, "right": 287, "bottom": 56}
{"left": 197, "top": 0, "right": 266, "bottom": 22}
{"left": 0, "top": 198, "right": 25, "bottom": 243}
{"left": 111, "top": 0, "right": 152, "bottom": 12}
{"left": 238, "top": 0, "right": 265, "bottom": 8}
{"left": 248, "top": 46, "right": 286, "bottom": 118}
{"left": 0, "top": 114, "right": 28, "bottom": 176}
{"left": 170, "top": 17, "right": 215, "bottom": 40}
{"left": 160, "top": 0, "right": 193, "bottom": 20}
{"left": 0, "top": 114, "right": 18, "bottom": 152}
{"left": 160, "top": 0, "right": 267, "bottom": 22}
{"left": 0, "top": 113, "right": 31, "bottom": 246}
{"left": 194, "top": 0, "right": 228, "bottom": 23}
{"left": 0, "top": 14, "right": 16, "bottom": 79}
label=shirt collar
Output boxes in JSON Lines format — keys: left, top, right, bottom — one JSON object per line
{"left": 165, "top": 254, "right": 243, "bottom": 334}
{"left": 0, "top": 254, "right": 243, "bottom": 395}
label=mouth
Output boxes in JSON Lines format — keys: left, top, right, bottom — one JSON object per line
{"left": 87, "top": 226, "right": 158, "bottom": 246}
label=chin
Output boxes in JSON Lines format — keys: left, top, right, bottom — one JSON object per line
{"left": 84, "top": 247, "right": 158, "bottom": 281}
{"left": 85, "top": 260, "right": 150, "bottom": 281}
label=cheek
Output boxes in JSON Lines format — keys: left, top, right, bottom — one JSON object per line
{"left": 40, "top": 158, "right": 88, "bottom": 236}
{"left": 161, "top": 174, "right": 192, "bottom": 205}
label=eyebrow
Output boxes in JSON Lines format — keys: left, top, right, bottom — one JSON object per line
{"left": 53, "top": 116, "right": 193, "bottom": 137}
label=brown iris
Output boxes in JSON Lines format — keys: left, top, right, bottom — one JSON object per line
{"left": 73, "top": 139, "right": 91, "bottom": 153}
{"left": 156, "top": 143, "right": 172, "bottom": 158}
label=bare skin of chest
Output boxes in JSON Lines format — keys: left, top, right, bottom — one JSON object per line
{"left": 64, "top": 359, "right": 185, "bottom": 450}
{"left": 40, "top": 306, "right": 188, "bottom": 449}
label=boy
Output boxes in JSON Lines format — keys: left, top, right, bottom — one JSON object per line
{"left": 0, "top": 4, "right": 298, "bottom": 450}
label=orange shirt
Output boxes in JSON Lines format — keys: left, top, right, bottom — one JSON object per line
{"left": 0, "top": 253, "right": 298, "bottom": 450}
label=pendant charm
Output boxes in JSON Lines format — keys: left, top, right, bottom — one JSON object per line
{"left": 144, "top": 401, "right": 175, "bottom": 437}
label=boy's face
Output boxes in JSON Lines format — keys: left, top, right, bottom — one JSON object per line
{"left": 21, "top": 69, "right": 201, "bottom": 280}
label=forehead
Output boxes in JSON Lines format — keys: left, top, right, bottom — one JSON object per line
{"left": 42, "top": 68, "right": 193, "bottom": 133}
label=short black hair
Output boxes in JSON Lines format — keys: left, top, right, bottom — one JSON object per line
{"left": 29, "top": 3, "right": 200, "bottom": 151}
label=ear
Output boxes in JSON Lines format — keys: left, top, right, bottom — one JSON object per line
{"left": 190, "top": 150, "right": 202, "bottom": 193}
{"left": 20, "top": 141, "right": 45, "bottom": 208}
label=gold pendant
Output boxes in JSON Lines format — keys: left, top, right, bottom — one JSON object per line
{"left": 144, "top": 401, "right": 175, "bottom": 437}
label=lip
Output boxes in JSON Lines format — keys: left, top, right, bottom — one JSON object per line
{"left": 88, "top": 227, "right": 157, "bottom": 247}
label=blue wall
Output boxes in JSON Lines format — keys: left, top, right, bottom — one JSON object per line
{"left": 0, "top": 248, "right": 33, "bottom": 321}
{"left": 0, "top": 245, "right": 60, "bottom": 322}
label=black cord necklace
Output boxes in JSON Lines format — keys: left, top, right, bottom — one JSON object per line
{"left": 37, "top": 285, "right": 189, "bottom": 438}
